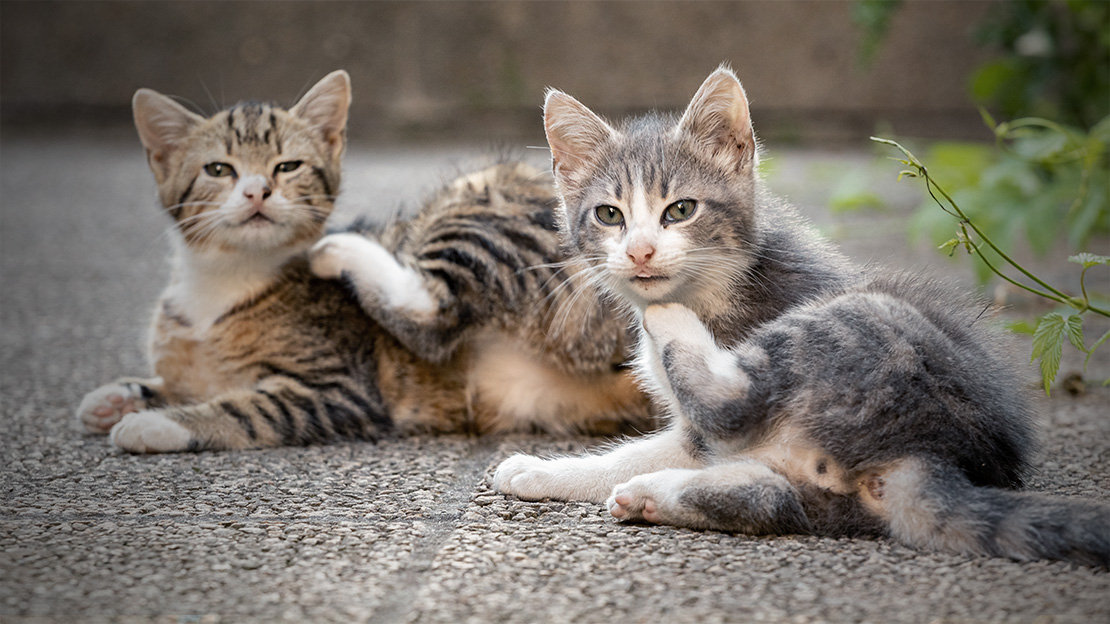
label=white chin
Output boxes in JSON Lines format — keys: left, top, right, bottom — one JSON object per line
{"left": 625, "top": 277, "right": 679, "bottom": 302}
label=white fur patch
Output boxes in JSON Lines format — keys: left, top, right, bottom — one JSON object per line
{"left": 310, "top": 232, "right": 436, "bottom": 314}
{"left": 492, "top": 427, "right": 701, "bottom": 503}
{"left": 110, "top": 411, "right": 193, "bottom": 453}
{"left": 166, "top": 243, "right": 292, "bottom": 330}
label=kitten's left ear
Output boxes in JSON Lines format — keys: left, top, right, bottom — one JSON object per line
{"left": 292, "top": 70, "right": 351, "bottom": 161}
{"left": 678, "top": 66, "right": 757, "bottom": 172}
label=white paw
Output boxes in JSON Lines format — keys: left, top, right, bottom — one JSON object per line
{"left": 109, "top": 411, "right": 193, "bottom": 453}
{"left": 607, "top": 469, "right": 695, "bottom": 525}
{"left": 492, "top": 454, "right": 554, "bottom": 501}
{"left": 309, "top": 232, "right": 373, "bottom": 280}
{"left": 642, "top": 303, "right": 706, "bottom": 349}
{"left": 76, "top": 382, "right": 147, "bottom": 434}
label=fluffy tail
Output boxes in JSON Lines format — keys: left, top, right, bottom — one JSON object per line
{"left": 875, "top": 457, "right": 1109, "bottom": 568}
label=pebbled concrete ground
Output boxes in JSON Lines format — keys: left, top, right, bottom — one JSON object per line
{"left": 2, "top": 130, "right": 1108, "bottom": 623}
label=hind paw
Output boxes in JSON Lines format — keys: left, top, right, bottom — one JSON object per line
{"left": 76, "top": 382, "right": 149, "bottom": 434}
{"left": 607, "top": 469, "right": 695, "bottom": 525}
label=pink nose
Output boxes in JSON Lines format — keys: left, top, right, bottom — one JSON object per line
{"left": 244, "top": 184, "right": 272, "bottom": 206}
{"left": 627, "top": 244, "right": 655, "bottom": 267}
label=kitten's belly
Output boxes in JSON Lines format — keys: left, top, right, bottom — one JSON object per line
{"left": 736, "top": 425, "right": 857, "bottom": 495}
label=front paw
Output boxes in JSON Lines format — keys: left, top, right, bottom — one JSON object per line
{"left": 492, "top": 454, "right": 552, "bottom": 501}
{"left": 77, "top": 382, "right": 148, "bottom": 434}
{"left": 310, "top": 232, "right": 372, "bottom": 280}
{"left": 642, "top": 303, "right": 708, "bottom": 351}
{"left": 110, "top": 411, "right": 193, "bottom": 453}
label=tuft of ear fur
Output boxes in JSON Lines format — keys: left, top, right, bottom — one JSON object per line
{"left": 291, "top": 70, "right": 351, "bottom": 162}
{"left": 132, "top": 89, "right": 204, "bottom": 184}
{"left": 678, "top": 65, "right": 757, "bottom": 172}
{"left": 543, "top": 89, "right": 617, "bottom": 189}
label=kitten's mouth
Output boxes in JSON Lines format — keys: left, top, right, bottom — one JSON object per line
{"left": 240, "top": 212, "right": 275, "bottom": 226}
{"left": 632, "top": 274, "right": 670, "bottom": 284}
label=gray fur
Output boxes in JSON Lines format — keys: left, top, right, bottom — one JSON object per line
{"left": 525, "top": 65, "right": 1110, "bottom": 568}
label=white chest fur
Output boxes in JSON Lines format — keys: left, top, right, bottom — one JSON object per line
{"left": 162, "top": 247, "right": 292, "bottom": 331}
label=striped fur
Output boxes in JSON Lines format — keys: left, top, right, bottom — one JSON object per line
{"left": 494, "top": 66, "right": 1110, "bottom": 568}
{"left": 77, "top": 72, "right": 652, "bottom": 453}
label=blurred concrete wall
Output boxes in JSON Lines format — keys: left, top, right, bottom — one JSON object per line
{"left": 1, "top": 0, "right": 997, "bottom": 143}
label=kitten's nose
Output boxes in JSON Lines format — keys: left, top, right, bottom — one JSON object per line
{"left": 243, "top": 180, "right": 272, "bottom": 207}
{"left": 627, "top": 243, "right": 655, "bottom": 268}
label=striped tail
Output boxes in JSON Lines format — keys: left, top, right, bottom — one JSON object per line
{"left": 876, "top": 457, "right": 1110, "bottom": 568}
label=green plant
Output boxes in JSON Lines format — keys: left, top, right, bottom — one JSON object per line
{"left": 910, "top": 113, "right": 1109, "bottom": 284}
{"left": 874, "top": 136, "right": 1109, "bottom": 395}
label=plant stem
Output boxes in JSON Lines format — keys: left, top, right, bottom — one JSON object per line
{"left": 873, "top": 137, "right": 1110, "bottom": 318}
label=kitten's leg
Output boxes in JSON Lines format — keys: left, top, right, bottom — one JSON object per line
{"left": 493, "top": 426, "right": 703, "bottom": 503}
{"left": 311, "top": 232, "right": 438, "bottom": 319}
{"left": 607, "top": 459, "right": 812, "bottom": 535}
{"left": 641, "top": 303, "right": 759, "bottom": 427}
{"left": 310, "top": 232, "right": 470, "bottom": 363}
{"left": 109, "top": 376, "right": 390, "bottom": 453}
{"left": 76, "top": 377, "right": 165, "bottom": 434}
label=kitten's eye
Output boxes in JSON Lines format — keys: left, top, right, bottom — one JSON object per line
{"left": 274, "top": 160, "right": 303, "bottom": 175}
{"left": 203, "top": 162, "right": 235, "bottom": 178}
{"left": 595, "top": 205, "right": 625, "bottom": 226}
{"left": 663, "top": 199, "right": 697, "bottom": 224}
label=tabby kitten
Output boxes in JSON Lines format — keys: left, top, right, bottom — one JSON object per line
{"left": 76, "top": 71, "right": 649, "bottom": 452}
{"left": 494, "top": 67, "right": 1110, "bottom": 567}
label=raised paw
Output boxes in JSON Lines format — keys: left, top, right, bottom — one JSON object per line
{"left": 109, "top": 411, "right": 193, "bottom": 453}
{"left": 642, "top": 303, "right": 709, "bottom": 351}
{"left": 309, "top": 232, "right": 373, "bottom": 280}
{"left": 76, "top": 382, "right": 148, "bottom": 434}
{"left": 606, "top": 469, "right": 696, "bottom": 526}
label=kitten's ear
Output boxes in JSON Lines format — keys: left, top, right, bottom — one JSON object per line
{"left": 292, "top": 70, "right": 351, "bottom": 161}
{"left": 132, "top": 89, "right": 204, "bottom": 183}
{"left": 678, "top": 66, "right": 757, "bottom": 172}
{"left": 543, "top": 89, "right": 616, "bottom": 188}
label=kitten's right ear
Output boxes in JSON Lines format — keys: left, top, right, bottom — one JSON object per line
{"left": 543, "top": 89, "right": 616, "bottom": 189}
{"left": 133, "top": 89, "right": 204, "bottom": 183}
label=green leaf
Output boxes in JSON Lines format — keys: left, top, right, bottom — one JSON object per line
{"left": 1031, "top": 313, "right": 1067, "bottom": 395}
{"left": 1064, "top": 314, "right": 1085, "bottom": 353}
{"left": 1068, "top": 252, "right": 1110, "bottom": 268}
{"left": 938, "top": 238, "right": 960, "bottom": 256}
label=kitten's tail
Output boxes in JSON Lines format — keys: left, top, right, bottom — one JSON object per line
{"left": 874, "top": 457, "right": 1109, "bottom": 568}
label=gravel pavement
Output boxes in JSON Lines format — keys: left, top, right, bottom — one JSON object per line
{"left": 2, "top": 130, "right": 1108, "bottom": 623}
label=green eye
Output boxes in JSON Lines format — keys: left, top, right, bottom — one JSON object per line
{"left": 595, "top": 205, "right": 625, "bottom": 226}
{"left": 663, "top": 199, "right": 697, "bottom": 224}
{"left": 203, "top": 162, "right": 235, "bottom": 178}
{"left": 274, "top": 160, "right": 303, "bottom": 175}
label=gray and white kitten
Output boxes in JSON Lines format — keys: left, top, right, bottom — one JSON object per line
{"left": 493, "top": 67, "right": 1110, "bottom": 567}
